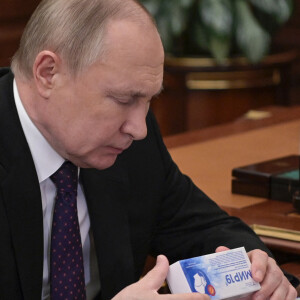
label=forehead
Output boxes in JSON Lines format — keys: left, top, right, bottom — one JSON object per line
{"left": 85, "top": 19, "right": 164, "bottom": 97}
{"left": 102, "top": 19, "right": 164, "bottom": 67}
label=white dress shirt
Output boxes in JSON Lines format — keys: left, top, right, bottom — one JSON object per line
{"left": 13, "top": 80, "right": 100, "bottom": 299}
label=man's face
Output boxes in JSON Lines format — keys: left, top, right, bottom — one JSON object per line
{"left": 39, "top": 20, "right": 164, "bottom": 169}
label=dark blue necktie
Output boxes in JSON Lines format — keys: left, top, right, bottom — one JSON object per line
{"left": 50, "top": 161, "right": 86, "bottom": 299}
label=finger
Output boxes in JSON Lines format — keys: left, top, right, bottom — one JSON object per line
{"left": 253, "top": 257, "right": 283, "bottom": 299}
{"left": 140, "top": 255, "right": 169, "bottom": 291}
{"left": 165, "top": 293, "right": 210, "bottom": 300}
{"left": 248, "top": 249, "right": 269, "bottom": 282}
{"left": 270, "top": 277, "right": 298, "bottom": 300}
{"left": 215, "top": 246, "right": 230, "bottom": 253}
{"left": 269, "top": 276, "right": 289, "bottom": 300}
{"left": 285, "top": 284, "right": 298, "bottom": 300}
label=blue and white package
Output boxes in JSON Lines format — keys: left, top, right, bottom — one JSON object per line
{"left": 167, "top": 247, "right": 260, "bottom": 300}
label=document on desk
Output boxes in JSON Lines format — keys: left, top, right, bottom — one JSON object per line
{"left": 251, "top": 224, "right": 300, "bottom": 242}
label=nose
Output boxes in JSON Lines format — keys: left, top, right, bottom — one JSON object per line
{"left": 121, "top": 104, "right": 148, "bottom": 140}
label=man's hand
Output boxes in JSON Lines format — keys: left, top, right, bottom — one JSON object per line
{"left": 112, "top": 255, "right": 209, "bottom": 300}
{"left": 216, "top": 246, "right": 298, "bottom": 300}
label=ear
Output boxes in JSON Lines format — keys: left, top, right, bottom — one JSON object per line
{"left": 33, "top": 51, "right": 61, "bottom": 98}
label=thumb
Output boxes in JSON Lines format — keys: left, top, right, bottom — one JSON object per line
{"left": 215, "top": 246, "right": 230, "bottom": 253}
{"left": 140, "top": 255, "right": 169, "bottom": 291}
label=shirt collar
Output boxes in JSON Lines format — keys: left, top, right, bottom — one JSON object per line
{"left": 13, "top": 79, "right": 65, "bottom": 183}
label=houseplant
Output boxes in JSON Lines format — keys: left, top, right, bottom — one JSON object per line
{"left": 139, "top": 0, "right": 294, "bottom": 64}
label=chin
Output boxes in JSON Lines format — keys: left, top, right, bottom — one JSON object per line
{"left": 78, "top": 154, "right": 118, "bottom": 170}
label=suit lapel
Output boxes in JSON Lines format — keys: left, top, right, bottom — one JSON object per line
{"left": 1, "top": 156, "right": 44, "bottom": 299}
{"left": 0, "top": 70, "right": 44, "bottom": 299}
{"left": 81, "top": 162, "right": 136, "bottom": 299}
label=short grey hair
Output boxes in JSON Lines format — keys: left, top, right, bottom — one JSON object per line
{"left": 11, "top": 0, "right": 155, "bottom": 79}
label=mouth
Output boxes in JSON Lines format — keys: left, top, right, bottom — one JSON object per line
{"left": 107, "top": 143, "right": 132, "bottom": 154}
{"left": 106, "top": 147, "right": 123, "bottom": 154}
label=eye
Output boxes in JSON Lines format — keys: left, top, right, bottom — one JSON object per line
{"left": 110, "top": 96, "right": 131, "bottom": 105}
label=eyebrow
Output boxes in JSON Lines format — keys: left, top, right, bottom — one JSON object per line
{"left": 107, "top": 84, "right": 164, "bottom": 99}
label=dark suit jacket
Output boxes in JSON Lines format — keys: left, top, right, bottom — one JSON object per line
{"left": 0, "top": 68, "right": 297, "bottom": 299}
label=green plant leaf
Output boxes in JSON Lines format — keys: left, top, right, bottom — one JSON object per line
{"left": 139, "top": 0, "right": 161, "bottom": 16}
{"left": 209, "top": 34, "right": 231, "bottom": 64}
{"left": 193, "top": 22, "right": 210, "bottom": 52}
{"left": 169, "top": 2, "right": 189, "bottom": 35}
{"left": 235, "top": 0, "right": 270, "bottom": 63}
{"left": 178, "top": 0, "right": 194, "bottom": 9}
{"left": 249, "top": 0, "right": 294, "bottom": 24}
{"left": 139, "top": 0, "right": 293, "bottom": 60}
{"left": 200, "top": 0, "right": 233, "bottom": 36}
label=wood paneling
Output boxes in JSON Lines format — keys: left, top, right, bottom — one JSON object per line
{"left": 273, "top": 1, "right": 300, "bottom": 106}
{"left": 152, "top": 51, "right": 297, "bottom": 136}
{"left": 0, "top": 0, "right": 40, "bottom": 66}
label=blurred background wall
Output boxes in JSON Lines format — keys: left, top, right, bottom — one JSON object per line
{"left": 273, "top": 2, "right": 300, "bottom": 105}
{"left": 0, "top": 0, "right": 40, "bottom": 66}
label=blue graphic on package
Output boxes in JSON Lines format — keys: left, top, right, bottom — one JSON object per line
{"left": 180, "top": 259, "right": 216, "bottom": 296}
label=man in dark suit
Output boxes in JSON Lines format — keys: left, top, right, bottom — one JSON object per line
{"left": 0, "top": 0, "right": 298, "bottom": 299}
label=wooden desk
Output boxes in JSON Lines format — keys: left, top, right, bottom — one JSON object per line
{"left": 164, "top": 106, "right": 300, "bottom": 260}
{"left": 165, "top": 105, "right": 300, "bottom": 148}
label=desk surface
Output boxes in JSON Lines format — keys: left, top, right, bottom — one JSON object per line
{"left": 165, "top": 105, "right": 300, "bottom": 148}
{"left": 164, "top": 106, "right": 300, "bottom": 255}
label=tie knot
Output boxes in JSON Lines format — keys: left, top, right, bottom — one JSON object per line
{"left": 50, "top": 161, "right": 78, "bottom": 195}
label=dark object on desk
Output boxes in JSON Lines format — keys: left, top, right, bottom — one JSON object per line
{"left": 293, "top": 191, "right": 300, "bottom": 213}
{"left": 232, "top": 155, "right": 300, "bottom": 202}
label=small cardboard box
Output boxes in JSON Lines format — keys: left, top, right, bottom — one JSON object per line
{"left": 167, "top": 247, "right": 260, "bottom": 300}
